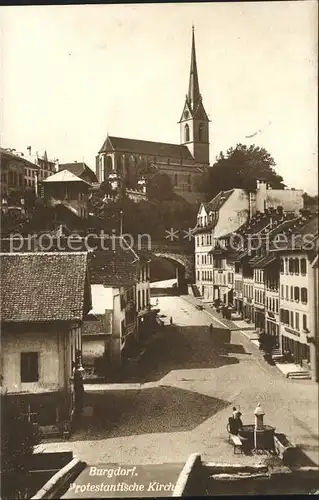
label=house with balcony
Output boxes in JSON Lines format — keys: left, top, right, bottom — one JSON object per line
{"left": 0, "top": 252, "right": 91, "bottom": 436}
{"left": 41, "top": 169, "right": 91, "bottom": 220}
{"left": 87, "top": 237, "right": 152, "bottom": 378}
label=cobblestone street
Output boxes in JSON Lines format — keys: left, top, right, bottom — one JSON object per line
{"left": 36, "top": 296, "right": 318, "bottom": 468}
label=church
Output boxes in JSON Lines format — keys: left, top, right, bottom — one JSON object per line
{"left": 95, "top": 28, "right": 210, "bottom": 205}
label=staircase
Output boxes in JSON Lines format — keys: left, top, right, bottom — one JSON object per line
{"left": 287, "top": 370, "right": 311, "bottom": 380}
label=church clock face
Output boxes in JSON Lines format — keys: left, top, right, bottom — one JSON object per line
{"left": 184, "top": 110, "right": 189, "bottom": 119}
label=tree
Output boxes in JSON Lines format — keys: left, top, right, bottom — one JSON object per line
{"left": 201, "top": 143, "right": 285, "bottom": 201}
{"left": 303, "top": 192, "right": 318, "bottom": 210}
{"left": 1, "top": 395, "right": 40, "bottom": 499}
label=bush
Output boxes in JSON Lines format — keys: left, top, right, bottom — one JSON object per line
{"left": 1, "top": 395, "right": 40, "bottom": 499}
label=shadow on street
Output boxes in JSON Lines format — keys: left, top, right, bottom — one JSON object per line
{"left": 122, "top": 325, "right": 239, "bottom": 383}
{"left": 70, "top": 386, "right": 230, "bottom": 441}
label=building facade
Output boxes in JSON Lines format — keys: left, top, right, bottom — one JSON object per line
{"left": 0, "top": 252, "right": 91, "bottom": 435}
{"left": 42, "top": 169, "right": 91, "bottom": 219}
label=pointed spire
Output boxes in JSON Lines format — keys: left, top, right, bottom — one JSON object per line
{"left": 188, "top": 25, "right": 200, "bottom": 111}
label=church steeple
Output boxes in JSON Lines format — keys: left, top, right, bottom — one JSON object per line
{"left": 179, "top": 26, "right": 210, "bottom": 165}
{"left": 187, "top": 25, "right": 200, "bottom": 111}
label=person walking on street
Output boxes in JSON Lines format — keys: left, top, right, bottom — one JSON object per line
{"left": 209, "top": 323, "right": 213, "bottom": 335}
{"left": 170, "top": 316, "right": 173, "bottom": 325}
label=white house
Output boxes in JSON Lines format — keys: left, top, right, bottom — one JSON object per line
{"left": 0, "top": 252, "right": 91, "bottom": 436}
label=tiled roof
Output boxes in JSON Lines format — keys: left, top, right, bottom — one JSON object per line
{"left": 42, "top": 169, "right": 91, "bottom": 184}
{"left": 270, "top": 216, "right": 318, "bottom": 252}
{"left": 98, "top": 136, "right": 194, "bottom": 160}
{"left": 88, "top": 237, "right": 139, "bottom": 286}
{"left": 82, "top": 314, "right": 105, "bottom": 336}
{"left": 1, "top": 252, "right": 90, "bottom": 323}
{"left": 59, "top": 163, "right": 98, "bottom": 183}
{"left": 0, "top": 147, "right": 39, "bottom": 170}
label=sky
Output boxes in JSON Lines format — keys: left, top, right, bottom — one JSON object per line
{"left": 1, "top": 2, "right": 318, "bottom": 194}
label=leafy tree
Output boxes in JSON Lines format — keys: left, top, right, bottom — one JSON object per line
{"left": 1, "top": 395, "right": 40, "bottom": 499}
{"left": 303, "top": 192, "right": 318, "bottom": 209}
{"left": 200, "top": 143, "right": 285, "bottom": 201}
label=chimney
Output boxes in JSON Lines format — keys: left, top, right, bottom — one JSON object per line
{"left": 27, "top": 146, "right": 31, "bottom": 156}
{"left": 248, "top": 191, "right": 257, "bottom": 219}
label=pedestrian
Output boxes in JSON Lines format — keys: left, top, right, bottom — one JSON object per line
{"left": 73, "top": 364, "right": 85, "bottom": 414}
{"left": 170, "top": 316, "right": 173, "bottom": 325}
{"left": 232, "top": 406, "right": 239, "bottom": 418}
{"left": 209, "top": 323, "right": 213, "bottom": 335}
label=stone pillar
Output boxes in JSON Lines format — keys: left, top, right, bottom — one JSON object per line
{"left": 254, "top": 403, "right": 265, "bottom": 450}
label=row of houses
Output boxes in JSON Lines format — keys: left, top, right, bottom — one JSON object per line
{"left": 0, "top": 146, "right": 98, "bottom": 215}
{"left": 194, "top": 181, "right": 318, "bottom": 381}
{"left": 0, "top": 238, "right": 153, "bottom": 436}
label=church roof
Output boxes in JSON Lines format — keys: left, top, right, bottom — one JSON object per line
{"left": 188, "top": 26, "right": 200, "bottom": 111}
{"left": 42, "top": 169, "right": 91, "bottom": 184}
{"left": 98, "top": 135, "right": 194, "bottom": 160}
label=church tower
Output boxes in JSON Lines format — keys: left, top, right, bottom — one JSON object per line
{"left": 179, "top": 26, "right": 210, "bottom": 165}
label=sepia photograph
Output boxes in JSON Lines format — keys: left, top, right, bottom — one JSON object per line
{"left": 0, "top": 1, "right": 318, "bottom": 498}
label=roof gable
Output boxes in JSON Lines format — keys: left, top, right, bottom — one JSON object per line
{"left": 1, "top": 252, "right": 89, "bottom": 323}
{"left": 42, "top": 169, "right": 91, "bottom": 184}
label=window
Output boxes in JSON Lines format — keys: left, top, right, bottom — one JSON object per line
{"left": 197, "top": 271, "right": 200, "bottom": 281}
{"left": 294, "top": 258, "right": 300, "bottom": 274}
{"left": 300, "top": 258, "right": 307, "bottom": 275}
{"left": 294, "top": 287, "right": 300, "bottom": 301}
{"left": 301, "top": 288, "right": 308, "bottom": 304}
{"left": 288, "top": 259, "right": 293, "bottom": 274}
{"left": 275, "top": 299, "right": 278, "bottom": 313}
{"left": 184, "top": 124, "right": 190, "bottom": 142}
{"left": 290, "top": 286, "right": 294, "bottom": 301}
{"left": 290, "top": 311, "right": 294, "bottom": 328}
{"left": 285, "top": 285, "right": 289, "bottom": 300}
{"left": 21, "top": 352, "right": 39, "bottom": 383}
{"left": 285, "top": 258, "right": 288, "bottom": 274}
{"left": 280, "top": 258, "right": 284, "bottom": 273}
{"left": 280, "top": 284, "right": 284, "bottom": 299}
{"left": 303, "top": 314, "right": 307, "bottom": 331}
{"left": 138, "top": 291, "right": 141, "bottom": 310}
{"left": 295, "top": 312, "right": 299, "bottom": 330}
